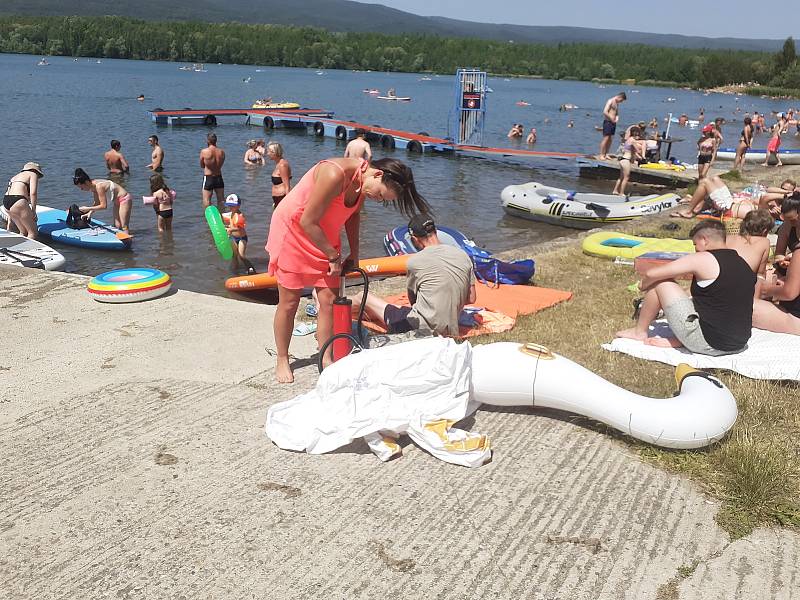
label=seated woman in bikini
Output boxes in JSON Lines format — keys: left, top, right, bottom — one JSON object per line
{"left": 671, "top": 175, "right": 757, "bottom": 219}
{"left": 772, "top": 195, "right": 800, "bottom": 278}
{"left": 725, "top": 209, "right": 774, "bottom": 297}
{"left": 73, "top": 167, "right": 132, "bottom": 231}
{"left": 757, "top": 178, "right": 797, "bottom": 218}
{"left": 753, "top": 247, "right": 800, "bottom": 336}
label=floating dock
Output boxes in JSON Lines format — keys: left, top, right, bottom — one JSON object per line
{"left": 148, "top": 107, "right": 711, "bottom": 185}
{"left": 149, "top": 107, "right": 333, "bottom": 127}
{"left": 249, "top": 110, "right": 584, "bottom": 159}
{"left": 576, "top": 157, "right": 712, "bottom": 186}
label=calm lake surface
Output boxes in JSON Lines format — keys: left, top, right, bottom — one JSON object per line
{"left": 1, "top": 53, "right": 795, "bottom": 298}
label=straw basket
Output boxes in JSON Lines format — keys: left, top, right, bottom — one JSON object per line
{"left": 721, "top": 216, "right": 743, "bottom": 236}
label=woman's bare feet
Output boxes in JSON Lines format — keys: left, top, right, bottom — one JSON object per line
{"left": 615, "top": 327, "right": 648, "bottom": 342}
{"left": 275, "top": 356, "right": 294, "bottom": 383}
{"left": 670, "top": 210, "right": 694, "bottom": 218}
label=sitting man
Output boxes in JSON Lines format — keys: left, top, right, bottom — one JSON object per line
{"left": 616, "top": 220, "right": 756, "bottom": 355}
{"left": 353, "top": 214, "right": 476, "bottom": 336}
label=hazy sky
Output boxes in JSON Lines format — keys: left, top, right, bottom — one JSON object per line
{"left": 354, "top": 0, "right": 794, "bottom": 39}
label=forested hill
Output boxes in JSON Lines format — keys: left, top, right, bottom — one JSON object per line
{"left": 0, "top": 0, "right": 784, "bottom": 52}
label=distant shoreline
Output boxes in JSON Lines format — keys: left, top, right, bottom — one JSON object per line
{"left": 0, "top": 14, "right": 792, "bottom": 93}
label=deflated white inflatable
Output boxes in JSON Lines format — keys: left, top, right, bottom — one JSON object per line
{"left": 471, "top": 342, "right": 737, "bottom": 449}
{"left": 266, "top": 339, "right": 737, "bottom": 467}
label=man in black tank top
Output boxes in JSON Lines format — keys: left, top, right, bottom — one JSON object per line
{"left": 616, "top": 220, "right": 756, "bottom": 355}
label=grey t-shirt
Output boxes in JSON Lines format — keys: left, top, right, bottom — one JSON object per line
{"left": 405, "top": 244, "right": 475, "bottom": 336}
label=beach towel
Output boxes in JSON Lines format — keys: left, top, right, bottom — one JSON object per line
{"left": 360, "top": 283, "right": 572, "bottom": 338}
{"left": 603, "top": 320, "right": 800, "bottom": 381}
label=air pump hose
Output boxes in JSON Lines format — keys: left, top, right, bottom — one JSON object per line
{"left": 316, "top": 266, "right": 370, "bottom": 373}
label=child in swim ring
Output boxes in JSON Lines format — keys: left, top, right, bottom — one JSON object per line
{"left": 224, "top": 194, "right": 254, "bottom": 274}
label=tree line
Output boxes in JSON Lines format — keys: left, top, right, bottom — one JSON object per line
{"left": 0, "top": 15, "right": 797, "bottom": 90}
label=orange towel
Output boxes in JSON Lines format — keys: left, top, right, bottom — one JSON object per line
{"left": 361, "top": 283, "right": 572, "bottom": 339}
{"left": 472, "top": 282, "right": 573, "bottom": 317}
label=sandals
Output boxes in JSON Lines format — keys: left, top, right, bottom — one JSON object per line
{"left": 292, "top": 322, "right": 317, "bottom": 336}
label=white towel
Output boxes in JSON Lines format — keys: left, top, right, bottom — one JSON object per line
{"left": 603, "top": 321, "right": 800, "bottom": 381}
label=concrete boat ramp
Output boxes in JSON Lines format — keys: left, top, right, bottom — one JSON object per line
{"left": 1, "top": 266, "right": 796, "bottom": 599}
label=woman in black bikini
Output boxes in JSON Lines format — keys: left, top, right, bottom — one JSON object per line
{"left": 753, "top": 200, "right": 800, "bottom": 335}
{"left": 734, "top": 117, "right": 753, "bottom": 171}
{"left": 773, "top": 196, "right": 800, "bottom": 276}
{"left": 267, "top": 142, "right": 291, "bottom": 207}
{"left": 3, "top": 162, "right": 43, "bottom": 239}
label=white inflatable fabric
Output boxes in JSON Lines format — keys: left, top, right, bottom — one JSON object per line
{"left": 471, "top": 342, "right": 737, "bottom": 449}
{"left": 266, "top": 338, "right": 491, "bottom": 468}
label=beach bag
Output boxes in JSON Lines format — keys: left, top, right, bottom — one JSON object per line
{"left": 471, "top": 255, "right": 535, "bottom": 287}
{"left": 66, "top": 204, "right": 90, "bottom": 229}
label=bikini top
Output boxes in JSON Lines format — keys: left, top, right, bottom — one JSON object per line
{"left": 699, "top": 138, "right": 715, "bottom": 153}
{"left": 96, "top": 179, "right": 117, "bottom": 204}
{"left": 5, "top": 176, "right": 31, "bottom": 195}
{"left": 271, "top": 175, "right": 283, "bottom": 185}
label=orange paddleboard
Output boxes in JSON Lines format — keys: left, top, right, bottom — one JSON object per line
{"left": 225, "top": 255, "right": 410, "bottom": 291}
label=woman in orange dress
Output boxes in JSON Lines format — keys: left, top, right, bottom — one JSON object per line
{"left": 265, "top": 157, "right": 430, "bottom": 383}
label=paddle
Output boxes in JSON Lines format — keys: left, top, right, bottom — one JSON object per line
{"left": 544, "top": 193, "right": 611, "bottom": 214}
{"left": 88, "top": 219, "right": 133, "bottom": 242}
{"left": 57, "top": 216, "right": 133, "bottom": 242}
{"left": 0, "top": 247, "right": 45, "bottom": 269}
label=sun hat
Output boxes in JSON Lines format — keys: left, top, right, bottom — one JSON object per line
{"left": 23, "top": 162, "right": 43, "bottom": 178}
{"left": 408, "top": 213, "right": 436, "bottom": 237}
{"left": 225, "top": 193, "right": 241, "bottom": 206}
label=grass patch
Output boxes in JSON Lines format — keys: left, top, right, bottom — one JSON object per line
{"left": 719, "top": 169, "right": 744, "bottom": 183}
{"left": 477, "top": 216, "right": 800, "bottom": 538}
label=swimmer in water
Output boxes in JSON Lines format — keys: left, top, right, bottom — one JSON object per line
{"left": 243, "top": 140, "right": 263, "bottom": 166}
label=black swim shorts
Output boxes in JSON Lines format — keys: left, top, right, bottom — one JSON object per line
{"left": 383, "top": 304, "right": 414, "bottom": 334}
{"left": 602, "top": 119, "right": 617, "bottom": 137}
{"left": 203, "top": 175, "right": 224, "bottom": 191}
{"left": 697, "top": 154, "right": 712, "bottom": 165}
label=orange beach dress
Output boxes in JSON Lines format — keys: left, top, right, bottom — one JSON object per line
{"left": 265, "top": 159, "right": 366, "bottom": 290}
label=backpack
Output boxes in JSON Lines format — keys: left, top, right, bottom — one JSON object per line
{"left": 470, "top": 255, "right": 535, "bottom": 287}
{"left": 66, "top": 204, "right": 90, "bottom": 229}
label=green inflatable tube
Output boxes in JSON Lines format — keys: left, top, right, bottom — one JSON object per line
{"left": 205, "top": 205, "right": 233, "bottom": 260}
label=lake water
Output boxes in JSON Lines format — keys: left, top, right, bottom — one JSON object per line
{"left": 1, "top": 53, "right": 795, "bottom": 298}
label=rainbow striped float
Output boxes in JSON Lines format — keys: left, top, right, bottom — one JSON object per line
{"left": 87, "top": 268, "right": 172, "bottom": 303}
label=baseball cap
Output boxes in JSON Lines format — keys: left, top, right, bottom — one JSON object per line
{"left": 408, "top": 214, "right": 435, "bottom": 237}
{"left": 702, "top": 124, "right": 714, "bottom": 133}
{"left": 225, "top": 193, "right": 240, "bottom": 206}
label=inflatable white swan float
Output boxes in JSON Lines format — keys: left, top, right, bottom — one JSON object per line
{"left": 266, "top": 339, "right": 737, "bottom": 467}
{"left": 472, "top": 343, "right": 737, "bottom": 450}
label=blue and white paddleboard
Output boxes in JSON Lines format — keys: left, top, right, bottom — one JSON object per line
{"left": 3, "top": 205, "right": 132, "bottom": 251}
{"left": 383, "top": 225, "right": 491, "bottom": 258}
{"left": 0, "top": 228, "right": 66, "bottom": 270}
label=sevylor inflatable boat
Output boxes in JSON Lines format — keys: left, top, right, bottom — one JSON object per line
{"left": 383, "top": 225, "right": 491, "bottom": 258}
{"left": 501, "top": 182, "right": 681, "bottom": 229}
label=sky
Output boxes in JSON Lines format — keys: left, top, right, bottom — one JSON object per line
{"left": 353, "top": 0, "right": 795, "bottom": 39}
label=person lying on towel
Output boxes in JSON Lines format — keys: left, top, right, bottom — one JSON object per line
{"left": 352, "top": 214, "right": 476, "bottom": 336}
{"left": 616, "top": 220, "right": 756, "bottom": 355}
